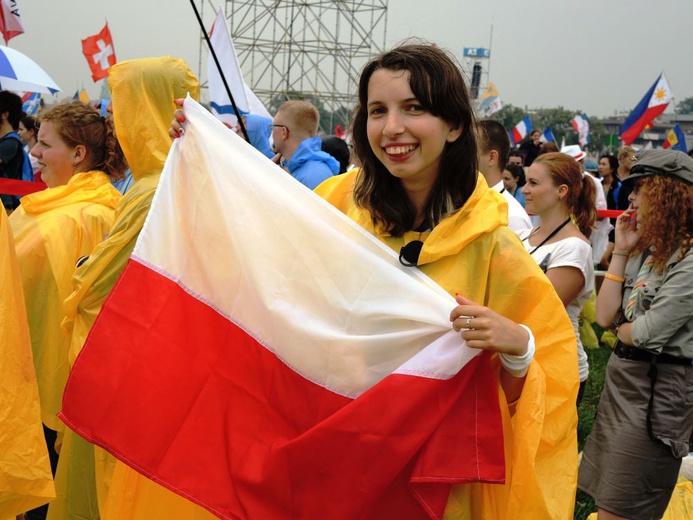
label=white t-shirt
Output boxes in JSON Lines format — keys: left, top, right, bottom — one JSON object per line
{"left": 584, "top": 172, "right": 612, "bottom": 262}
{"left": 517, "top": 229, "right": 594, "bottom": 382}
{"left": 491, "top": 180, "right": 532, "bottom": 232}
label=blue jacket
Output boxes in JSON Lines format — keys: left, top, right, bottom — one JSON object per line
{"left": 284, "top": 136, "right": 339, "bottom": 190}
{"left": 244, "top": 114, "right": 274, "bottom": 159}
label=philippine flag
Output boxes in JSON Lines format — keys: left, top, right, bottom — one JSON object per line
{"left": 511, "top": 115, "right": 532, "bottom": 145}
{"left": 60, "top": 97, "right": 505, "bottom": 520}
{"left": 620, "top": 73, "right": 672, "bottom": 145}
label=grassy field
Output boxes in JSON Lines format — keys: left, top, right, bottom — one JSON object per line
{"left": 574, "top": 325, "right": 614, "bottom": 520}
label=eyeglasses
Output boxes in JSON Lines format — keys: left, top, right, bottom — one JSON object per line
{"left": 272, "top": 124, "right": 289, "bottom": 132}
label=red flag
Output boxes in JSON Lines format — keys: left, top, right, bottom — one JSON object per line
{"left": 0, "top": 177, "right": 46, "bottom": 196}
{"left": 81, "top": 23, "right": 116, "bottom": 82}
{"left": 0, "top": 0, "right": 25, "bottom": 43}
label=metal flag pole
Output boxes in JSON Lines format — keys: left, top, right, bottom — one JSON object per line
{"left": 188, "top": 0, "right": 249, "bottom": 143}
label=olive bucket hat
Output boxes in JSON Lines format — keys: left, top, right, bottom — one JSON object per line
{"left": 624, "top": 149, "right": 693, "bottom": 186}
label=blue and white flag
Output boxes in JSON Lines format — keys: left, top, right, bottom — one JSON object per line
{"left": 207, "top": 10, "right": 271, "bottom": 127}
{"left": 540, "top": 126, "right": 556, "bottom": 144}
{"left": 22, "top": 92, "right": 41, "bottom": 115}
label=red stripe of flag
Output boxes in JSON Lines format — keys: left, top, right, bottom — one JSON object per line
{"left": 0, "top": 177, "right": 47, "bottom": 196}
{"left": 60, "top": 259, "right": 505, "bottom": 520}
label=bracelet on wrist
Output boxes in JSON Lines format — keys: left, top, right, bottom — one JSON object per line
{"left": 498, "top": 325, "right": 535, "bottom": 378}
{"left": 604, "top": 273, "right": 625, "bottom": 283}
{"left": 611, "top": 251, "right": 629, "bottom": 257}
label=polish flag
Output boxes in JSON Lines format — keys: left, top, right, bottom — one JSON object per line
{"left": 511, "top": 115, "right": 532, "bottom": 145}
{"left": 620, "top": 73, "right": 672, "bottom": 145}
{"left": 0, "top": 0, "right": 25, "bottom": 44}
{"left": 81, "top": 23, "right": 116, "bottom": 82}
{"left": 60, "top": 97, "right": 505, "bottom": 520}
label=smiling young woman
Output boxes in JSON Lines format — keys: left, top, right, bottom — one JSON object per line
{"left": 315, "top": 43, "right": 580, "bottom": 518}
{"left": 169, "top": 42, "right": 581, "bottom": 519}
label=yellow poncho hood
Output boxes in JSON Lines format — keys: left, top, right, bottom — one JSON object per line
{"left": 56, "top": 59, "right": 200, "bottom": 519}
{"left": 64, "top": 56, "right": 200, "bottom": 365}
{"left": 316, "top": 170, "right": 579, "bottom": 519}
{"left": 109, "top": 56, "right": 200, "bottom": 181}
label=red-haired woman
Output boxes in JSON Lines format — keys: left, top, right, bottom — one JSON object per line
{"left": 580, "top": 149, "right": 693, "bottom": 520}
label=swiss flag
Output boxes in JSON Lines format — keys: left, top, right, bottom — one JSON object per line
{"left": 81, "top": 23, "right": 116, "bottom": 82}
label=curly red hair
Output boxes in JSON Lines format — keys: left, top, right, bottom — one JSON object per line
{"left": 632, "top": 175, "right": 693, "bottom": 272}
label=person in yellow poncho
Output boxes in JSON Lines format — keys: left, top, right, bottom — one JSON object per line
{"left": 0, "top": 209, "right": 55, "bottom": 520}
{"left": 9, "top": 100, "right": 124, "bottom": 520}
{"left": 51, "top": 57, "right": 213, "bottom": 520}
{"left": 313, "top": 43, "right": 579, "bottom": 519}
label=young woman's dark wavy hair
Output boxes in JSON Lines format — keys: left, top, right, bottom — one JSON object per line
{"left": 599, "top": 154, "right": 619, "bottom": 178}
{"left": 351, "top": 43, "right": 478, "bottom": 236}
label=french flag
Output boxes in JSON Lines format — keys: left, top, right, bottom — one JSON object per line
{"left": 60, "top": 98, "right": 505, "bottom": 520}
{"left": 540, "top": 126, "right": 556, "bottom": 144}
{"left": 511, "top": 115, "right": 532, "bottom": 145}
{"left": 620, "top": 73, "right": 672, "bottom": 145}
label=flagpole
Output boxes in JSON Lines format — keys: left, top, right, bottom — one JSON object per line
{"left": 188, "top": 0, "right": 249, "bottom": 143}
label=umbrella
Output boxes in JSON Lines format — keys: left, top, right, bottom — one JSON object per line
{"left": 0, "top": 45, "right": 61, "bottom": 94}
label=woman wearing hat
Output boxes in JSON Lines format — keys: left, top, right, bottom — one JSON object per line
{"left": 578, "top": 149, "right": 693, "bottom": 520}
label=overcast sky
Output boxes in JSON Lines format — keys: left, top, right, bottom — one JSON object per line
{"left": 12, "top": 0, "right": 693, "bottom": 118}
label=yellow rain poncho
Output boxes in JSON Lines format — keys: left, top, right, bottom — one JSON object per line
{"left": 10, "top": 171, "right": 121, "bottom": 435}
{"left": 52, "top": 57, "right": 212, "bottom": 520}
{"left": 316, "top": 172, "right": 579, "bottom": 519}
{"left": 0, "top": 209, "right": 55, "bottom": 519}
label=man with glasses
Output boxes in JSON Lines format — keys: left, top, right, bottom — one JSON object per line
{"left": 271, "top": 100, "right": 339, "bottom": 189}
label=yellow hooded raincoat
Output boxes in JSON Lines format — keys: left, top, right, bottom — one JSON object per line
{"left": 10, "top": 171, "right": 121, "bottom": 435}
{"left": 315, "top": 171, "right": 580, "bottom": 519}
{"left": 51, "top": 57, "right": 213, "bottom": 520}
{"left": 0, "top": 209, "right": 55, "bottom": 519}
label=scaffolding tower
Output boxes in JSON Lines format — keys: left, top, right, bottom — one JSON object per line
{"left": 200, "top": 0, "right": 388, "bottom": 134}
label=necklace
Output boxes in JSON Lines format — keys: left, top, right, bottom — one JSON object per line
{"left": 523, "top": 217, "right": 571, "bottom": 255}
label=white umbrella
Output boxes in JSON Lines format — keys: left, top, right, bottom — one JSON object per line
{"left": 0, "top": 45, "right": 61, "bottom": 94}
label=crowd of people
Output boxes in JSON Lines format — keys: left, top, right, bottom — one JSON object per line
{"left": 2, "top": 41, "right": 692, "bottom": 520}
